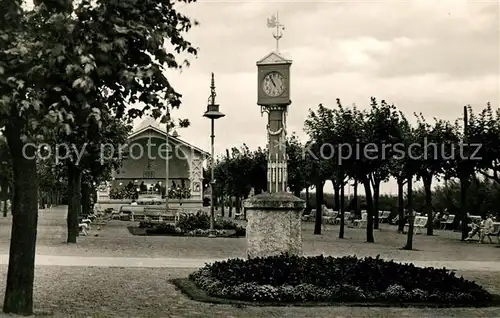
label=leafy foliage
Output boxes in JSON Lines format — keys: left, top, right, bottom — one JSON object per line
{"left": 140, "top": 211, "right": 246, "bottom": 236}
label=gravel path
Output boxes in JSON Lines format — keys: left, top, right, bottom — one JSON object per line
{"left": 0, "top": 266, "right": 497, "bottom": 317}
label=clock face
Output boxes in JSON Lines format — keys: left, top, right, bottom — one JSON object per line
{"left": 262, "top": 71, "right": 285, "bottom": 97}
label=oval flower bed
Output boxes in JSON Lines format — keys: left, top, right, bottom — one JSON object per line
{"left": 188, "top": 254, "right": 493, "bottom": 306}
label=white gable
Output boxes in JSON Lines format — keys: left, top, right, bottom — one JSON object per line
{"left": 256, "top": 51, "right": 292, "bottom": 65}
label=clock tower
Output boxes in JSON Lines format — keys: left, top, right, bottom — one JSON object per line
{"left": 243, "top": 13, "right": 305, "bottom": 259}
{"left": 256, "top": 17, "right": 292, "bottom": 193}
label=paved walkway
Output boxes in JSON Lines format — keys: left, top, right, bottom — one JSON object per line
{"left": 0, "top": 254, "right": 499, "bottom": 271}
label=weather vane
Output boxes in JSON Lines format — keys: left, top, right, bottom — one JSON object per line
{"left": 267, "top": 12, "right": 285, "bottom": 52}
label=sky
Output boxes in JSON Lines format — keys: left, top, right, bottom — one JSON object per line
{"left": 160, "top": 0, "right": 499, "bottom": 194}
{"left": 21, "top": 0, "right": 500, "bottom": 194}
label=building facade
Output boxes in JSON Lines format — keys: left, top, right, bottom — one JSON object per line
{"left": 99, "top": 117, "right": 208, "bottom": 208}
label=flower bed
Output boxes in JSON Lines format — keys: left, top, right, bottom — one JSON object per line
{"left": 133, "top": 212, "right": 246, "bottom": 237}
{"left": 188, "top": 254, "right": 493, "bottom": 305}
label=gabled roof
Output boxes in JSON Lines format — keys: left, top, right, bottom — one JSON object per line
{"left": 256, "top": 51, "right": 292, "bottom": 65}
{"left": 129, "top": 119, "right": 209, "bottom": 157}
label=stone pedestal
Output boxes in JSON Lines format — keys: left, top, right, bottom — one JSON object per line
{"left": 243, "top": 192, "right": 305, "bottom": 259}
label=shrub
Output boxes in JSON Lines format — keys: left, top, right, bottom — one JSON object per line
{"left": 146, "top": 223, "right": 182, "bottom": 235}
{"left": 176, "top": 211, "right": 210, "bottom": 232}
{"left": 189, "top": 254, "right": 491, "bottom": 304}
{"left": 232, "top": 225, "right": 246, "bottom": 237}
{"left": 175, "top": 211, "right": 246, "bottom": 236}
{"left": 139, "top": 212, "right": 246, "bottom": 236}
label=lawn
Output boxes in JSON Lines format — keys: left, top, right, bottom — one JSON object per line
{"left": 0, "top": 206, "right": 498, "bottom": 262}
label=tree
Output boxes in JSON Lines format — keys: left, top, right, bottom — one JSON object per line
{"left": 389, "top": 112, "right": 410, "bottom": 233}
{"left": 338, "top": 98, "right": 402, "bottom": 243}
{"left": 330, "top": 101, "right": 359, "bottom": 238}
{"left": 304, "top": 104, "right": 335, "bottom": 235}
{"left": 286, "top": 134, "right": 308, "bottom": 197}
{"left": 0, "top": 0, "right": 198, "bottom": 314}
{"left": 401, "top": 122, "right": 421, "bottom": 250}
{"left": 59, "top": 110, "right": 131, "bottom": 243}
{"left": 468, "top": 103, "right": 500, "bottom": 185}
{"left": 413, "top": 115, "right": 459, "bottom": 236}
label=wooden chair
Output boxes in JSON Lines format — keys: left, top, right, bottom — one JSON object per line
{"left": 353, "top": 213, "right": 368, "bottom": 228}
{"left": 483, "top": 226, "right": 500, "bottom": 244}
{"left": 440, "top": 215, "right": 455, "bottom": 230}
{"left": 335, "top": 211, "right": 350, "bottom": 225}
{"left": 79, "top": 224, "right": 89, "bottom": 236}
{"left": 323, "top": 210, "right": 338, "bottom": 225}
{"left": 379, "top": 211, "right": 391, "bottom": 223}
{"left": 414, "top": 216, "right": 428, "bottom": 234}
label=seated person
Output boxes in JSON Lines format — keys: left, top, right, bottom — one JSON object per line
{"left": 479, "top": 214, "right": 494, "bottom": 243}
{"left": 465, "top": 219, "right": 482, "bottom": 240}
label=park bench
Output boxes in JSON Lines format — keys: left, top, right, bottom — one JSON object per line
{"left": 379, "top": 211, "right": 391, "bottom": 223}
{"left": 440, "top": 214, "right": 455, "bottom": 230}
{"left": 353, "top": 212, "right": 368, "bottom": 228}
{"left": 119, "top": 205, "right": 146, "bottom": 221}
{"left": 143, "top": 206, "right": 179, "bottom": 223}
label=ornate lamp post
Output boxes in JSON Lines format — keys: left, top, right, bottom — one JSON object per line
{"left": 203, "top": 73, "right": 225, "bottom": 238}
{"left": 163, "top": 109, "right": 178, "bottom": 211}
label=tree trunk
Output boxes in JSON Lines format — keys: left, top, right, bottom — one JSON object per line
{"left": 353, "top": 180, "right": 359, "bottom": 217}
{"left": 81, "top": 178, "right": 91, "bottom": 217}
{"left": 397, "top": 179, "right": 405, "bottom": 233}
{"left": 3, "top": 126, "right": 38, "bottom": 315}
{"left": 66, "top": 164, "right": 82, "bottom": 243}
{"left": 362, "top": 178, "right": 375, "bottom": 243}
{"left": 333, "top": 184, "right": 340, "bottom": 211}
{"left": 373, "top": 181, "right": 380, "bottom": 230}
{"left": 314, "top": 180, "right": 324, "bottom": 235}
{"left": 228, "top": 196, "right": 233, "bottom": 217}
{"left": 235, "top": 196, "right": 241, "bottom": 214}
{"left": 220, "top": 192, "right": 225, "bottom": 217}
{"left": 305, "top": 187, "right": 310, "bottom": 210}
{"left": 460, "top": 174, "right": 469, "bottom": 240}
{"left": 3, "top": 200, "right": 7, "bottom": 217}
{"left": 423, "top": 175, "right": 433, "bottom": 235}
{"left": 404, "top": 174, "right": 414, "bottom": 250}
{"left": 339, "top": 178, "right": 345, "bottom": 239}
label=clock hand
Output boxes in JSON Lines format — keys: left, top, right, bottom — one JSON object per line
{"left": 270, "top": 78, "right": 276, "bottom": 87}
